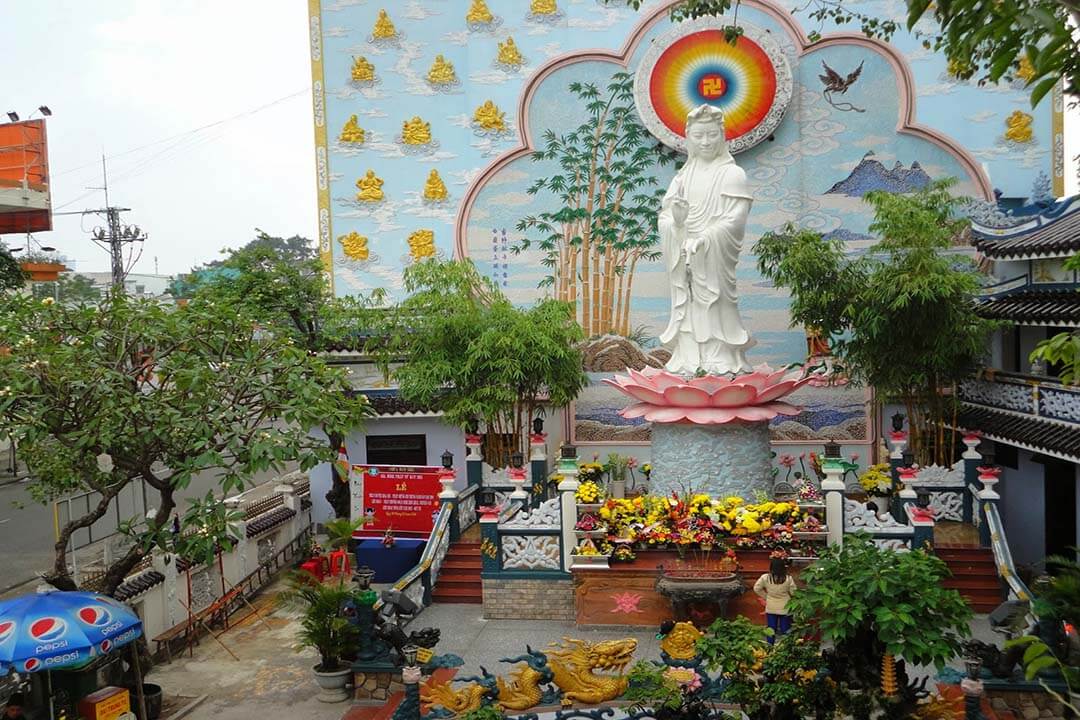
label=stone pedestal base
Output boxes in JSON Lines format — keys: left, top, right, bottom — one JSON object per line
{"left": 650, "top": 420, "right": 773, "bottom": 499}
{"left": 353, "top": 668, "right": 405, "bottom": 703}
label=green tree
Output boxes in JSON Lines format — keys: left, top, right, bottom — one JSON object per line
{"left": 1029, "top": 254, "right": 1080, "bottom": 385}
{"left": 788, "top": 536, "right": 972, "bottom": 682}
{"left": 0, "top": 293, "right": 371, "bottom": 595}
{"left": 755, "top": 180, "right": 998, "bottom": 465}
{"left": 0, "top": 245, "right": 25, "bottom": 291}
{"left": 31, "top": 273, "right": 102, "bottom": 305}
{"left": 371, "top": 259, "right": 587, "bottom": 466}
{"left": 516, "top": 71, "right": 673, "bottom": 337}
{"left": 186, "top": 235, "right": 382, "bottom": 518}
{"left": 611, "top": 0, "right": 1078, "bottom": 106}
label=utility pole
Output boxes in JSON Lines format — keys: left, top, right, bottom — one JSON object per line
{"left": 52, "top": 156, "right": 149, "bottom": 292}
{"left": 85, "top": 156, "right": 146, "bottom": 291}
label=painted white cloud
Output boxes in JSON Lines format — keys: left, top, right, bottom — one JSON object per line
{"left": 356, "top": 108, "right": 388, "bottom": 118}
{"left": 965, "top": 110, "right": 996, "bottom": 123}
{"left": 970, "top": 144, "right": 1049, "bottom": 168}
{"left": 567, "top": 6, "right": 622, "bottom": 30}
{"left": 448, "top": 168, "right": 482, "bottom": 187}
{"left": 537, "top": 42, "right": 564, "bottom": 59}
{"left": 403, "top": 1, "right": 441, "bottom": 20}
{"left": 324, "top": 26, "right": 350, "bottom": 38}
{"left": 392, "top": 40, "right": 438, "bottom": 97}
{"left": 399, "top": 190, "right": 459, "bottom": 224}
{"left": 487, "top": 191, "right": 534, "bottom": 206}
{"left": 470, "top": 67, "right": 534, "bottom": 85}
{"left": 326, "top": 0, "right": 366, "bottom": 11}
{"left": 443, "top": 30, "right": 470, "bottom": 46}
{"left": 851, "top": 134, "right": 893, "bottom": 149}
{"left": 916, "top": 83, "right": 959, "bottom": 97}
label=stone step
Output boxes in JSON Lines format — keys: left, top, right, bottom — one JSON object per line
{"left": 432, "top": 586, "right": 483, "bottom": 603}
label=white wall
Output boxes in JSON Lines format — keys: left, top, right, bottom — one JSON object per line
{"left": 999, "top": 449, "right": 1046, "bottom": 567}
{"left": 310, "top": 416, "right": 466, "bottom": 526}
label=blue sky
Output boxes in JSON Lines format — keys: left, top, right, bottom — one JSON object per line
{"left": 1, "top": 0, "right": 317, "bottom": 275}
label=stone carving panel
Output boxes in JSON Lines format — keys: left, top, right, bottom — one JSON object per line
{"left": 458, "top": 490, "right": 478, "bottom": 531}
{"left": 872, "top": 538, "right": 911, "bottom": 552}
{"left": 189, "top": 569, "right": 215, "bottom": 612}
{"left": 960, "top": 380, "right": 1034, "bottom": 413}
{"left": 916, "top": 461, "right": 965, "bottom": 487}
{"left": 928, "top": 491, "right": 964, "bottom": 522}
{"left": 1040, "top": 387, "right": 1080, "bottom": 423}
{"left": 429, "top": 528, "right": 450, "bottom": 580}
{"left": 844, "top": 498, "right": 910, "bottom": 533}
{"left": 258, "top": 536, "right": 275, "bottom": 566}
{"left": 501, "top": 535, "right": 562, "bottom": 570}
{"left": 501, "top": 497, "right": 561, "bottom": 530}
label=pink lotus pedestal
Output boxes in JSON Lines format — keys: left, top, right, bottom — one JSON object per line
{"left": 603, "top": 366, "right": 812, "bottom": 498}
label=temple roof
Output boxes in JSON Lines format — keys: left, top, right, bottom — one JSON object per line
{"left": 974, "top": 289, "right": 1080, "bottom": 326}
{"left": 971, "top": 196, "right": 1080, "bottom": 260}
{"left": 956, "top": 405, "right": 1080, "bottom": 464}
{"left": 357, "top": 388, "right": 439, "bottom": 417}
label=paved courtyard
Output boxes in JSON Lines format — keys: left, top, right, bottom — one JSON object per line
{"left": 148, "top": 582, "right": 1001, "bottom": 720}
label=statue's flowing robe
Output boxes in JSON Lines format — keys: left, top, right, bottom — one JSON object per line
{"left": 657, "top": 156, "right": 753, "bottom": 375}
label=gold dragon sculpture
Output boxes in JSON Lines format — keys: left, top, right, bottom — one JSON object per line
{"left": 421, "top": 637, "right": 638, "bottom": 714}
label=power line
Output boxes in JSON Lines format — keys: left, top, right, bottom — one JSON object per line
{"left": 51, "top": 88, "right": 309, "bottom": 179}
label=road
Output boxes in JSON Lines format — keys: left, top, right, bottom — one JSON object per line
{"left": 0, "top": 463, "right": 297, "bottom": 595}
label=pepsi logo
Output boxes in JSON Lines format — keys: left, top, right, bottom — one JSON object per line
{"left": 0, "top": 621, "right": 15, "bottom": 643}
{"left": 29, "top": 617, "right": 67, "bottom": 643}
{"left": 77, "top": 606, "right": 113, "bottom": 627}
{"left": 99, "top": 639, "right": 112, "bottom": 654}
{"left": 22, "top": 658, "right": 40, "bottom": 672}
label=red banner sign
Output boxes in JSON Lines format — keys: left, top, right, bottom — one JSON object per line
{"left": 352, "top": 465, "right": 442, "bottom": 536}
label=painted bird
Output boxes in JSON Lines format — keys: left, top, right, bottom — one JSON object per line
{"left": 819, "top": 60, "right": 864, "bottom": 94}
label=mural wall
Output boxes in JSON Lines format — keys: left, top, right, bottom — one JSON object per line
{"left": 308, "top": 0, "right": 1063, "bottom": 446}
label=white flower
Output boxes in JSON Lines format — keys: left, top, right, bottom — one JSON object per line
{"left": 96, "top": 453, "right": 114, "bottom": 473}
{"left": 41, "top": 297, "right": 55, "bottom": 306}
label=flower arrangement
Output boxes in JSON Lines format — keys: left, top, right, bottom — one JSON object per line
{"left": 575, "top": 480, "right": 603, "bottom": 504}
{"left": 595, "top": 492, "right": 804, "bottom": 551}
{"left": 578, "top": 460, "right": 605, "bottom": 484}
{"left": 572, "top": 538, "right": 602, "bottom": 556}
{"left": 574, "top": 513, "right": 602, "bottom": 532}
{"left": 797, "top": 479, "right": 822, "bottom": 503}
{"left": 858, "top": 463, "right": 893, "bottom": 497}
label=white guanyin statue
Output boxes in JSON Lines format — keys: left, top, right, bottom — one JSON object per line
{"left": 658, "top": 104, "right": 754, "bottom": 376}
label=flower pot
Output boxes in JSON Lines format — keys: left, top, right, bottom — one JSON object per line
{"left": 19, "top": 261, "right": 67, "bottom": 282}
{"left": 313, "top": 665, "right": 352, "bottom": 703}
{"left": 126, "top": 683, "right": 163, "bottom": 720}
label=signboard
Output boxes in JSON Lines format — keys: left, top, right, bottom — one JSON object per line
{"left": 0, "top": 119, "right": 51, "bottom": 233}
{"left": 78, "top": 686, "right": 130, "bottom": 720}
{"left": 350, "top": 465, "right": 441, "bottom": 537}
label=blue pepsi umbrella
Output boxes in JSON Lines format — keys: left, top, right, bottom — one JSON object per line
{"left": 0, "top": 591, "right": 143, "bottom": 673}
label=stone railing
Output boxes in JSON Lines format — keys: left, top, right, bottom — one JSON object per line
{"left": 378, "top": 503, "right": 454, "bottom": 617}
{"left": 912, "top": 461, "right": 968, "bottom": 522}
{"left": 960, "top": 372, "right": 1080, "bottom": 425}
{"left": 480, "top": 497, "right": 566, "bottom": 577}
{"left": 843, "top": 497, "right": 915, "bottom": 551}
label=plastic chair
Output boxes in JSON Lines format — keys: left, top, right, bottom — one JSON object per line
{"left": 328, "top": 548, "right": 351, "bottom": 577}
{"left": 300, "top": 558, "right": 326, "bottom": 582}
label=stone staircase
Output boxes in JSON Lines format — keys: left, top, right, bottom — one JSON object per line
{"left": 935, "top": 545, "right": 1004, "bottom": 613}
{"left": 432, "top": 540, "right": 482, "bottom": 604}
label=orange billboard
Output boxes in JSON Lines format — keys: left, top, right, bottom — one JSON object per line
{"left": 0, "top": 119, "right": 51, "bottom": 233}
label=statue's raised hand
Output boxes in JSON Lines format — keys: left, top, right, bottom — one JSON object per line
{"left": 671, "top": 197, "right": 689, "bottom": 227}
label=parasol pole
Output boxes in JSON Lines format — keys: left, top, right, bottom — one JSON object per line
{"left": 47, "top": 669, "right": 55, "bottom": 720}
{"left": 129, "top": 642, "right": 148, "bottom": 720}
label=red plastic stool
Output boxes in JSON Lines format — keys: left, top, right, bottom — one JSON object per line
{"left": 300, "top": 558, "right": 326, "bottom": 582}
{"left": 328, "top": 548, "right": 351, "bottom": 577}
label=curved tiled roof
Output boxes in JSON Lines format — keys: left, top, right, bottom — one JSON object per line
{"left": 957, "top": 406, "right": 1080, "bottom": 462}
{"left": 114, "top": 570, "right": 166, "bottom": 601}
{"left": 975, "top": 289, "right": 1080, "bottom": 326}
{"left": 246, "top": 506, "right": 296, "bottom": 538}
{"left": 973, "top": 202, "right": 1080, "bottom": 259}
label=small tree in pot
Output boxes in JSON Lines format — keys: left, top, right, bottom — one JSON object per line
{"left": 278, "top": 573, "right": 362, "bottom": 702}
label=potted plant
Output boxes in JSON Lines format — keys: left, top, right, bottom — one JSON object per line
{"left": 18, "top": 250, "right": 68, "bottom": 282}
{"left": 278, "top": 572, "right": 362, "bottom": 702}
{"left": 788, "top": 534, "right": 971, "bottom": 715}
{"left": 570, "top": 538, "right": 609, "bottom": 569}
{"left": 624, "top": 661, "right": 713, "bottom": 720}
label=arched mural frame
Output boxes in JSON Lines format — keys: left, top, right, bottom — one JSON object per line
{"left": 453, "top": 0, "right": 994, "bottom": 257}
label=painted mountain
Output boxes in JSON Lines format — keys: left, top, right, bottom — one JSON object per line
{"left": 825, "top": 151, "right": 932, "bottom": 196}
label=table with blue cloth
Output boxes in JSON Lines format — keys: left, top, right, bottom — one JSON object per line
{"left": 354, "top": 539, "right": 427, "bottom": 582}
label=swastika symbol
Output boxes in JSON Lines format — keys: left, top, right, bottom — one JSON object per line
{"left": 700, "top": 76, "right": 726, "bottom": 98}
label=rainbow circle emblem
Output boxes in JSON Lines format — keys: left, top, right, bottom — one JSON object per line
{"left": 634, "top": 18, "right": 793, "bottom": 153}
